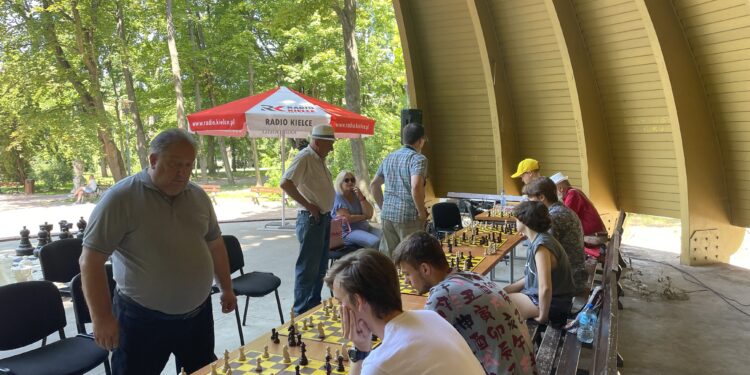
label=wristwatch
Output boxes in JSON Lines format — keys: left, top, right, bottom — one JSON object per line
{"left": 348, "top": 348, "right": 370, "bottom": 363}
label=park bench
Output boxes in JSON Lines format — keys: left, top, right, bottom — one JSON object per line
{"left": 529, "top": 211, "right": 626, "bottom": 374}
{"left": 0, "top": 181, "right": 22, "bottom": 194}
{"left": 199, "top": 184, "right": 221, "bottom": 205}
{"left": 249, "top": 185, "right": 288, "bottom": 206}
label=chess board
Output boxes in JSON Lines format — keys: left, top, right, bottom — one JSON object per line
{"left": 398, "top": 253, "right": 486, "bottom": 296}
{"left": 279, "top": 305, "right": 381, "bottom": 349}
{"left": 209, "top": 350, "right": 346, "bottom": 375}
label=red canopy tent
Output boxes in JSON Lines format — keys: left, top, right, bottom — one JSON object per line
{"left": 188, "top": 86, "right": 376, "bottom": 227}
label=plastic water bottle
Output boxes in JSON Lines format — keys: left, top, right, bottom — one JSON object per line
{"left": 577, "top": 303, "right": 597, "bottom": 344}
{"left": 500, "top": 189, "right": 507, "bottom": 209}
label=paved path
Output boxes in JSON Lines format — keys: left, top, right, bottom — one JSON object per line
{"left": 0, "top": 192, "right": 298, "bottom": 241}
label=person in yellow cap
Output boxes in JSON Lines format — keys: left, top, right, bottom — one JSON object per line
{"left": 511, "top": 158, "right": 541, "bottom": 185}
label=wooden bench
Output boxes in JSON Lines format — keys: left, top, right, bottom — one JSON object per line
{"left": 0, "top": 181, "right": 22, "bottom": 194}
{"left": 529, "top": 211, "right": 626, "bottom": 374}
{"left": 199, "top": 184, "right": 221, "bottom": 204}
{"left": 249, "top": 186, "right": 287, "bottom": 205}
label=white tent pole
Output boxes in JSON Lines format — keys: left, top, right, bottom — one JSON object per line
{"left": 281, "top": 131, "right": 286, "bottom": 227}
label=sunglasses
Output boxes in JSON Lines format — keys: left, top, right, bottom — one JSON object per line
{"left": 344, "top": 178, "right": 356, "bottom": 183}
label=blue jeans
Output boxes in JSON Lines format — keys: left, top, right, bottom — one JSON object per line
{"left": 344, "top": 227, "right": 382, "bottom": 249}
{"left": 112, "top": 290, "right": 216, "bottom": 375}
{"left": 294, "top": 211, "right": 331, "bottom": 315}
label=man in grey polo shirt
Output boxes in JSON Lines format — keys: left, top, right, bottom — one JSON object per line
{"left": 79, "top": 129, "right": 237, "bottom": 374}
{"left": 280, "top": 124, "right": 336, "bottom": 315}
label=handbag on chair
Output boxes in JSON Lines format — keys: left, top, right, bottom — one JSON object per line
{"left": 329, "top": 216, "right": 352, "bottom": 250}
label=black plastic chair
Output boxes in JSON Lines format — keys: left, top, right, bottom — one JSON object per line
{"left": 70, "top": 265, "right": 116, "bottom": 335}
{"left": 0, "top": 281, "right": 111, "bottom": 375}
{"left": 223, "top": 235, "right": 284, "bottom": 346}
{"left": 431, "top": 202, "right": 463, "bottom": 236}
{"left": 39, "top": 238, "right": 83, "bottom": 296}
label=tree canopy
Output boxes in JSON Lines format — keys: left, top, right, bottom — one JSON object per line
{"left": 0, "top": 0, "right": 406, "bottom": 189}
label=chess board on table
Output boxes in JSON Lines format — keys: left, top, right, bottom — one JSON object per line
{"left": 279, "top": 304, "right": 381, "bottom": 349}
{"left": 207, "top": 350, "right": 346, "bottom": 375}
{"left": 398, "top": 253, "right": 486, "bottom": 296}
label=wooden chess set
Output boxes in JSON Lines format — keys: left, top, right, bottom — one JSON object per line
{"left": 278, "top": 299, "right": 381, "bottom": 348}
{"left": 200, "top": 345, "right": 347, "bottom": 375}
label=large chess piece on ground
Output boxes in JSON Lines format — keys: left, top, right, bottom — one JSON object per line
{"left": 33, "top": 222, "right": 52, "bottom": 257}
{"left": 15, "top": 226, "right": 34, "bottom": 256}
{"left": 76, "top": 217, "right": 87, "bottom": 239}
{"left": 58, "top": 220, "right": 73, "bottom": 240}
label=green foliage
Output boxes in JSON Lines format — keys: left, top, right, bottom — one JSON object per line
{"left": 1, "top": 0, "right": 406, "bottom": 184}
{"left": 30, "top": 155, "right": 73, "bottom": 192}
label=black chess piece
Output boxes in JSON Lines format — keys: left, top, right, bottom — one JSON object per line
{"left": 15, "top": 226, "right": 33, "bottom": 256}
{"left": 462, "top": 232, "right": 466, "bottom": 242}
{"left": 295, "top": 365, "right": 301, "bottom": 375}
{"left": 271, "top": 328, "right": 280, "bottom": 344}
{"left": 337, "top": 355, "right": 345, "bottom": 372}
{"left": 288, "top": 331, "right": 297, "bottom": 347}
{"left": 76, "top": 217, "right": 87, "bottom": 239}
{"left": 299, "top": 343, "right": 308, "bottom": 366}
{"left": 324, "top": 358, "right": 332, "bottom": 375}
{"left": 447, "top": 242, "right": 453, "bottom": 253}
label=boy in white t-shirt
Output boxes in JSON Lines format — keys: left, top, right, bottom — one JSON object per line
{"left": 324, "top": 249, "right": 485, "bottom": 375}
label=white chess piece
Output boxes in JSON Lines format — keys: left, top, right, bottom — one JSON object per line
{"left": 282, "top": 345, "right": 291, "bottom": 363}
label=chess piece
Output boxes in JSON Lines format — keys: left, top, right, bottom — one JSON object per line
{"left": 288, "top": 330, "right": 297, "bottom": 347}
{"left": 302, "top": 318, "right": 309, "bottom": 330}
{"left": 341, "top": 343, "right": 348, "bottom": 361}
{"left": 271, "top": 328, "right": 280, "bottom": 344}
{"left": 76, "top": 216, "right": 87, "bottom": 239}
{"left": 325, "top": 346, "right": 332, "bottom": 362}
{"left": 58, "top": 220, "right": 72, "bottom": 240}
{"left": 255, "top": 357, "right": 263, "bottom": 372}
{"left": 464, "top": 258, "right": 471, "bottom": 270}
{"left": 223, "top": 350, "right": 230, "bottom": 372}
{"left": 283, "top": 345, "right": 291, "bottom": 363}
{"left": 337, "top": 354, "right": 345, "bottom": 372}
{"left": 210, "top": 363, "right": 218, "bottom": 375}
{"left": 15, "top": 226, "right": 33, "bottom": 256}
{"left": 297, "top": 332, "right": 302, "bottom": 345}
{"left": 324, "top": 358, "right": 332, "bottom": 375}
{"left": 295, "top": 365, "right": 301, "bottom": 375}
{"left": 317, "top": 322, "right": 325, "bottom": 338}
{"left": 239, "top": 347, "right": 247, "bottom": 361}
{"left": 180, "top": 367, "right": 187, "bottom": 375}
{"left": 299, "top": 342, "right": 309, "bottom": 366}
{"left": 226, "top": 369, "right": 233, "bottom": 375}
{"left": 262, "top": 345, "right": 269, "bottom": 359}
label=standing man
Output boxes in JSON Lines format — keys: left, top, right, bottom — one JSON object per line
{"left": 79, "top": 129, "right": 237, "bottom": 374}
{"left": 280, "top": 124, "right": 336, "bottom": 315}
{"left": 511, "top": 158, "right": 541, "bottom": 185}
{"left": 370, "top": 123, "right": 428, "bottom": 257}
{"left": 394, "top": 232, "right": 538, "bottom": 375}
{"left": 523, "top": 177, "right": 588, "bottom": 294}
{"left": 325, "top": 249, "right": 485, "bottom": 375}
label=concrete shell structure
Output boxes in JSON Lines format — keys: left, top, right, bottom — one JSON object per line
{"left": 393, "top": 0, "right": 750, "bottom": 265}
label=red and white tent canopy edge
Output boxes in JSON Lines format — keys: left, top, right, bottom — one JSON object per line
{"left": 187, "top": 86, "right": 375, "bottom": 138}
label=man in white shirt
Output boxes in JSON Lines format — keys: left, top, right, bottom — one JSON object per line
{"left": 324, "top": 249, "right": 485, "bottom": 375}
{"left": 280, "top": 125, "right": 336, "bottom": 315}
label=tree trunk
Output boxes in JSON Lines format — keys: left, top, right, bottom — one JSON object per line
{"left": 207, "top": 136, "right": 217, "bottom": 174}
{"left": 335, "top": 0, "right": 370, "bottom": 191}
{"left": 40, "top": 0, "right": 127, "bottom": 181}
{"left": 99, "top": 157, "right": 108, "bottom": 178}
{"left": 116, "top": 0, "right": 149, "bottom": 170}
{"left": 72, "top": 159, "right": 84, "bottom": 191}
{"left": 105, "top": 60, "right": 131, "bottom": 175}
{"left": 166, "top": 0, "right": 187, "bottom": 129}
{"left": 247, "top": 60, "right": 262, "bottom": 186}
{"left": 188, "top": 14, "right": 208, "bottom": 179}
{"left": 194, "top": 8, "right": 233, "bottom": 184}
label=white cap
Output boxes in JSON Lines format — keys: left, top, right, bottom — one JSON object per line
{"left": 550, "top": 172, "right": 568, "bottom": 184}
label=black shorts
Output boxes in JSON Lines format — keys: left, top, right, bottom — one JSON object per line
{"left": 523, "top": 292, "right": 573, "bottom": 326}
